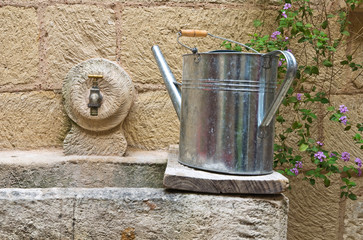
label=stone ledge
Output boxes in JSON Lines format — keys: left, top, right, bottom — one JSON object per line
{"left": 0, "top": 188, "right": 288, "bottom": 240}
{"left": 0, "top": 149, "right": 167, "bottom": 188}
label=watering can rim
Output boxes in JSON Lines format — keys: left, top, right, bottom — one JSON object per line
{"left": 182, "top": 51, "right": 278, "bottom": 57}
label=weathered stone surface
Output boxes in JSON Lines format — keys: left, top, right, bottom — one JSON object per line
{"left": 44, "top": 4, "right": 117, "bottom": 89}
{"left": 0, "top": 6, "right": 39, "bottom": 88}
{"left": 0, "top": 188, "right": 288, "bottom": 239}
{"left": 349, "top": 11, "right": 363, "bottom": 90}
{"left": 63, "top": 124, "right": 129, "bottom": 156}
{"left": 120, "top": 6, "right": 275, "bottom": 85}
{"left": 123, "top": 90, "right": 180, "bottom": 150}
{"left": 0, "top": 149, "right": 167, "bottom": 188}
{"left": 343, "top": 176, "right": 363, "bottom": 240}
{"left": 285, "top": 174, "right": 342, "bottom": 240}
{"left": 0, "top": 0, "right": 281, "bottom": 5}
{"left": 0, "top": 91, "right": 69, "bottom": 150}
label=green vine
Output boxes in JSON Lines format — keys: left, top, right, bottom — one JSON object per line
{"left": 223, "top": 0, "right": 363, "bottom": 200}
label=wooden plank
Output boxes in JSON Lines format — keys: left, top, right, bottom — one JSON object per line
{"left": 163, "top": 146, "right": 289, "bottom": 194}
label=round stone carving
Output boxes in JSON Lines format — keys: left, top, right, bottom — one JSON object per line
{"left": 63, "top": 58, "right": 135, "bottom": 132}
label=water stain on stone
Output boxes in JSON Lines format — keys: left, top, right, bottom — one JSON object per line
{"left": 121, "top": 227, "right": 135, "bottom": 240}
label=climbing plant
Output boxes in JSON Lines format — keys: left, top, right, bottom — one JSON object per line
{"left": 223, "top": 0, "right": 363, "bottom": 199}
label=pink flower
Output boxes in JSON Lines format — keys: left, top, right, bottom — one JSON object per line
{"left": 355, "top": 158, "right": 362, "bottom": 168}
{"left": 339, "top": 116, "right": 347, "bottom": 125}
{"left": 341, "top": 152, "right": 350, "bottom": 162}
{"left": 271, "top": 31, "right": 281, "bottom": 40}
{"left": 295, "top": 161, "right": 303, "bottom": 169}
{"left": 290, "top": 167, "right": 299, "bottom": 176}
{"left": 339, "top": 105, "right": 348, "bottom": 114}
{"left": 314, "top": 151, "right": 326, "bottom": 162}
{"left": 283, "top": 3, "right": 292, "bottom": 10}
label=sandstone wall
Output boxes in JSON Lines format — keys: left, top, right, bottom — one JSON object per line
{"left": 0, "top": 0, "right": 362, "bottom": 239}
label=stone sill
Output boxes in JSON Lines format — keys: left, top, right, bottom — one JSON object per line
{"left": 0, "top": 149, "right": 168, "bottom": 188}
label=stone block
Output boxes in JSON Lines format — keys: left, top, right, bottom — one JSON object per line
{"left": 343, "top": 176, "right": 363, "bottom": 240}
{"left": 119, "top": 6, "right": 275, "bottom": 85}
{"left": 44, "top": 4, "right": 117, "bottom": 89}
{"left": 285, "top": 173, "right": 342, "bottom": 240}
{"left": 349, "top": 11, "right": 363, "bottom": 90}
{"left": 0, "top": 91, "right": 69, "bottom": 150}
{"left": 0, "top": 149, "right": 167, "bottom": 188}
{"left": 0, "top": 6, "right": 39, "bottom": 89}
{"left": 123, "top": 90, "right": 180, "bottom": 150}
{"left": 0, "top": 188, "right": 288, "bottom": 239}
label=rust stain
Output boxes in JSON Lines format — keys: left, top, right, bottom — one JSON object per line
{"left": 144, "top": 200, "right": 157, "bottom": 210}
{"left": 121, "top": 227, "right": 135, "bottom": 240}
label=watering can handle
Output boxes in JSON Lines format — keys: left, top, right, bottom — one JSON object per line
{"left": 177, "top": 29, "right": 259, "bottom": 54}
{"left": 259, "top": 50, "right": 297, "bottom": 131}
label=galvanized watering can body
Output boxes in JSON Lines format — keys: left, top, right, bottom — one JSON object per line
{"left": 152, "top": 31, "right": 297, "bottom": 175}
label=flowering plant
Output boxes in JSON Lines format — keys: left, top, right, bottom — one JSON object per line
{"left": 223, "top": 0, "right": 362, "bottom": 199}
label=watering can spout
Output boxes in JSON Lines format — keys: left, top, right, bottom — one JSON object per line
{"left": 152, "top": 45, "right": 182, "bottom": 120}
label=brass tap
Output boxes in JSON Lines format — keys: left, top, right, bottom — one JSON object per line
{"left": 88, "top": 75, "right": 103, "bottom": 116}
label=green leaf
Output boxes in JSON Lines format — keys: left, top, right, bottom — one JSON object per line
{"left": 292, "top": 121, "right": 303, "bottom": 129}
{"left": 342, "top": 178, "right": 350, "bottom": 184}
{"left": 324, "top": 178, "right": 331, "bottom": 187}
{"left": 299, "top": 143, "right": 309, "bottom": 152}
{"left": 276, "top": 115, "right": 285, "bottom": 123}
{"left": 341, "top": 31, "right": 350, "bottom": 36}
{"left": 279, "top": 134, "right": 287, "bottom": 141}
{"left": 349, "top": 181, "right": 357, "bottom": 187}
{"left": 340, "top": 60, "right": 349, "bottom": 65}
{"left": 347, "top": 55, "right": 353, "bottom": 61}
{"left": 253, "top": 19, "right": 262, "bottom": 28}
{"left": 310, "top": 178, "right": 316, "bottom": 185}
{"left": 344, "top": 126, "right": 351, "bottom": 131}
{"left": 327, "top": 106, "right": 335, "bottom": 111}
{"left": 321, "top": 20, "right": 328, "bottom": 29}
{"left": 310, "top": 112, "right": 317, "bottom": 119}
{"left": 288, "top": 97, "right": 298, "bottom": 103}
{"left": 327, "top": 14, "right": 335, "bottom": 18}
{"left": 320, "top": 98, "right": 329, "bottom": 104}
{"left": 298, "top": 37, "right": 306, "bottom": 43}
{"left": 304, "top": 66, "right": 312, "bottom": 75}
{"left": 348, "top": 193, "right": 357, "bottom": 200}
{"left": 323, "top": 60, "right": 333, "bottom": 67}
{"left": 311, "top": 66, "right": 319, "bottom": 75}
{"left": 353, "top": 133, "right": 362, "bottom": 140}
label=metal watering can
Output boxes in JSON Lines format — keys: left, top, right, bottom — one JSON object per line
{"left": 152, "top": 30, "right": 297, "bottom": 175}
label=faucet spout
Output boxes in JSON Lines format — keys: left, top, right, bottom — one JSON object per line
{"left": 152, "top": 45, "right": 182, "bottom": 120}
{"left": 88, "top": 75, "right": 103, "bottom": 116}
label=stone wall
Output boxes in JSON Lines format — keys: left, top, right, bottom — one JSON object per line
{"left": 0, "top": 0, "right": 362, "bottom": 239}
